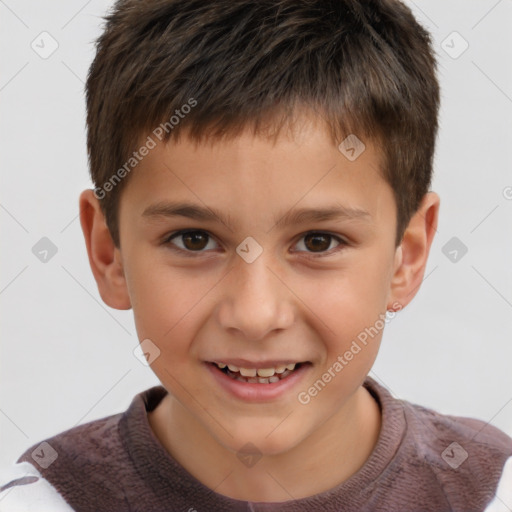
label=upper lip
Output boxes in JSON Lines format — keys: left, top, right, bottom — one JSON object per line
{"left": 207, "top": 359, "right": 309, "bottom": 368}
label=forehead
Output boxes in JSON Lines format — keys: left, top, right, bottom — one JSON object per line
{"left": 120, "top": 117, "right": 394, "bottom": 232}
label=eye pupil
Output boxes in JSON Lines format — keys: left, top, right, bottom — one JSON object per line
{"left": 305, "top": 234, "right": 330, "bottom": 252}
{"left": 183, "top": 232, "right": 208, "bottom": 250}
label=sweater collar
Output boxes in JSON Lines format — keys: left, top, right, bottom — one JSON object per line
{"left": 119, "top": 376, "right": 407, "bottom": 511}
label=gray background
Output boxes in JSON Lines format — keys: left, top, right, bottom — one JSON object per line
{"left": 1, "top": 0, "right": 511, "bottom": 474}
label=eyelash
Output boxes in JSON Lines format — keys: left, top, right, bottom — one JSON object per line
{"left": 162, "top": 229, "right": 348, "bottom": 259}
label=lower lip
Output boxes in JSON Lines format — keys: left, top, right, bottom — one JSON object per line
{"left": 205, "top": 362, "right": 311, "bottom": 402}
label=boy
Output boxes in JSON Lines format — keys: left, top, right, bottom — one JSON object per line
{"left": 1, "top": 0, "right": 511, "bottom": 510}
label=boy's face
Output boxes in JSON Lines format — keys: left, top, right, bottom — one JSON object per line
{"left": 109, "top": 116, "right": 409, "bottom": 455}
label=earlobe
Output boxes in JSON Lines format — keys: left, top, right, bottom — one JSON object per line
{"left": 387, "top": 192, "right": 440, "bottom": 310}
{"left": 79, "top": 189, "right": 132, "bottom": 310}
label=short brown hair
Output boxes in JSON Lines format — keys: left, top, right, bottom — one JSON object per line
{"left": 86, "top": 0, "right": 440, "bottom": 248}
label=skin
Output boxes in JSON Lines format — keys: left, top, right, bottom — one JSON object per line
{"left": 80, "top": 113, "right": 439, "bottom": 502}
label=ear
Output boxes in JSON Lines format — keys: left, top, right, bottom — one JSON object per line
{"left": 79, "top": 189, "right": 131, "bottom": 310}
{"left": 387, "top": 192, "right": 440, "bottom": 311}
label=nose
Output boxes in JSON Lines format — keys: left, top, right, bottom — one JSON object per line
{"left": 216, "top": 255, "right": 295, "bottom": 341}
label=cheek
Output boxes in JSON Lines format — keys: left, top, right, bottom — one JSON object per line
{"left": 125, "top": 252, "right": 207, "bottom": 335}
{"left": 302, "top": 264, "right": 389, "bottom": 333}
{"left": 294, "top": 257, "right": 391, "bottom": 370}
{"left": 125, "top": 258, "right": 223, "bottom": 377}
{"left": 298, "top": 272, "right": 386, "bottom": 408}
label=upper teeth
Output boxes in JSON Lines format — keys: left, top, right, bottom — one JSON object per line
{"left": 219, "top": 363, "right": 296, "bottom": 377}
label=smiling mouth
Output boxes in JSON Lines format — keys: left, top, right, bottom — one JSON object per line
{"left": 209, "top": 361, "right": 310, "bottom": 384}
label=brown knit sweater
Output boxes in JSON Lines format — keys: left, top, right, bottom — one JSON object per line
{"left": 1, "top": 377, "right": 511, "bottom": 511}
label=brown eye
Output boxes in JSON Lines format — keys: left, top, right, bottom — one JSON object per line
{"left": 303, "top": 233, "right": 331, "bottom": 252}
{"left": 294, "top": 232, "right": 346, "bottom": 256}
{"left": 166, "top": 230, "right": 218, "bottom": 252}
{"left": 182, "top": 232, "right": 209, "bottom": 250}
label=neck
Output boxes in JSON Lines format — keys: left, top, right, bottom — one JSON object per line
{"left": 148, "top": 384, "right": 381, "bottom": 502}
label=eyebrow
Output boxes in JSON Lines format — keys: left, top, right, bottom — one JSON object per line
{"left": 141, "top": 200, "right": 371, "bottom": 230}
